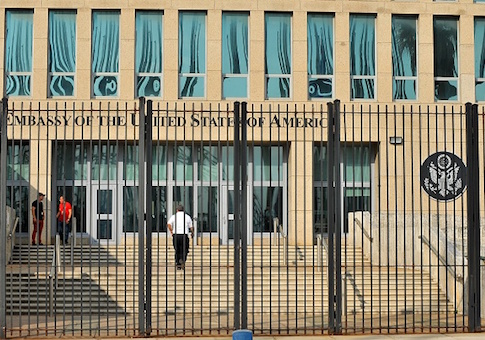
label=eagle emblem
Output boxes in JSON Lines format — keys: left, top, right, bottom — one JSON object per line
{"left": 421, "top": 152, "right": 466, "bottom": 201}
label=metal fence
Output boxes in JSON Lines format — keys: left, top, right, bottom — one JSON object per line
{"left": 0, "top": 98, "right": 483, "bottom": 337}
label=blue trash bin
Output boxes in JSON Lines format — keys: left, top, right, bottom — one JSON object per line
{"left": 232, "top": 329, "right": 253, "bottom": 340}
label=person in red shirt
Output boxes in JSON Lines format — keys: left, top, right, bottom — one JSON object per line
{"left": 56, "top": 195, "right": 72, "bottom": 245}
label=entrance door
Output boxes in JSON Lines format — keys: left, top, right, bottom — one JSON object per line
{"left": 92, "top": 184, "right": 118, "bottom": 244}
{"left": 221, "top": 185, "right": 251, "bottom": 245}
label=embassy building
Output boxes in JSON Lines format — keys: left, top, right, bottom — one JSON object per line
{"left": 1, "top": 0, "right": 485, "bottom": 250}
{"left": 4, "top": 0, "right": 485, "bottom": 337}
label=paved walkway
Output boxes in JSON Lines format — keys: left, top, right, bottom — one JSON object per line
{"left": 159, "top": 335, "right": 484, "bottom": 340}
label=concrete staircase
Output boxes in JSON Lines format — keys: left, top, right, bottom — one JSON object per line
{"left": 6, "top": 244, "right": 454, "bottom": 316}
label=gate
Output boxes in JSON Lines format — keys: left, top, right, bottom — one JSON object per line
{"left": 0, "top": 98, "right": 482, "bottom": 337}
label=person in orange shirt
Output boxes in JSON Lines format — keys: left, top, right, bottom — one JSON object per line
{"left": 56, "top": 195, "right": 72, "bottom": 245}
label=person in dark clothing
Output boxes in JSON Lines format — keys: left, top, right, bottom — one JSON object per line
{"left": 167, "top": 205, "right": 194, "bottom": 270}
{"left": 31, "top": 193, "right": 45, "bottom": 245}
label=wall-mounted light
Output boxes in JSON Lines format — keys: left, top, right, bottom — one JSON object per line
{"left": 389, "top": 136, "right": 403, "bottom": 145}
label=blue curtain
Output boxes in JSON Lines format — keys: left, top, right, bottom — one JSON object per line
{"left": 5, "top": 10, "right": 33, "bottom": 96}
{"left": 475, "top": 18, "right": 485, "bottom": 101}
{"left": 222, "top": 12, "right": 248, "bottom": 98}
{"left": 433, "top": 17, "right": 458, "bottom": 101}
{"left": 49, "top": 10, "right": 76, "bottom": 97}
{"left": 179, "top": 11, "right": 206, "bottom": 98}
{"left": 307, "top": 14, "right": 334, "bottom": 98}
{"left": 392, "top": 16, "right": 417, "bottom": 100}
{"left": 265, "top": 13, "right": 291, "bottom": 98}
{"left": 136, "top": 11, "right": 163, "bottom": 97}
{"left": 350, "top": 15, "right": 375, "bottom": 99}
{"left": 92, "top": 11, "right": 120, "bottom": 97}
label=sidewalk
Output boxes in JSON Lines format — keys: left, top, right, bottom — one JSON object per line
{"left": 156, "top": 335, "right": 485, "bottom": 340}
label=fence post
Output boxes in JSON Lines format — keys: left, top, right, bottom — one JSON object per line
{"left": 138, "top": 97, "right": 146, "bottom": 335}
{"left": 466, "top": 102, "right": 481, "bottom": 332}
{"left": 233, "top": 101, "right": 241, "bottom": 329}
{"left": 240, "top": 101, "right": 248, "bottom": 329}
{"left": 326, "top": 101, "right": 336, "bottom": 333}
{"left": 145, "top": 99, "right": 153, "bottom": 335}
{"left": 333, "top": 100, "right": 342, "bottom": 334}
{"left": 327, "top": 100, "right": 342, "bottom": 334}
{"left": 0, "top": 98, "right": 8, "bottom": 339}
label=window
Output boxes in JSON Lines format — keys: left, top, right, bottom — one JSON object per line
{"left": 222, "top": 12, "right": 249, "bottom": 98}
{"left": 6, "top": 142, "right": 30, "bottom": 233}
{"left": 307, "top": 13, "right": 334, "bottom": 99}
{"left": 350, "top": 14, "right": 376, "bottom": 100}
{"left": 179, "top": 11, "right": 206, "bottom": 98}
{"left": 253, "top": 146, "right": 284, "bottom": 233}
{"left": 48, "top": 10, "right": 76, "bottom": 97}
{"left": 135, "top": 11, "right": 163, "bottom": 98}
{"left": 5, "top": 10, "right": 33, "bottom": 97}
{"left": 92, "top": 11, "right": 120, "bottom": 98}
{"left": 475, "top": 17, "right": 485, "bottom": 101}
{"left": 265, "top": 13, "right": 292, "bottom": 99}
{"left": 433, "top": 16, "right": 458, "bottom": 101}
{"left": 313, "top": 145, "right": 372, "bottom": 240}
{"left": 392, "top": 15, "right": 417, "bottom": 100}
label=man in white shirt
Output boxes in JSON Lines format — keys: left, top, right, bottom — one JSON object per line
{"left": 167, "top": 204, "right": 194, "bottom": 270}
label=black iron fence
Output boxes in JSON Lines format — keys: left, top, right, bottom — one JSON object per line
{"left": 0, "top": 98, "right": 483, "bottom": 337}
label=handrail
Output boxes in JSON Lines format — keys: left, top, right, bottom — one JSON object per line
{"left": 7, "top": 217, "right": 18, "bottom": 263}
{"left": 49, "top": 235, "right": 61, "bottom": 316}
{"left": 70, "top": 217, "right": 76, "bottom": 265}
{"left": 6, "top": 217, "right": 18, "bottom": 241}
{"left": 419, "top": 235, "right": 463, "bottom": 282}
{"left": 273, "top": 218, "right": 288, "bottom": 265}
{"left": 353, "top": 217, "right": 373, "bottom": 242}
{"left": 316, "top": 234, "right": 329, "bottom": 272}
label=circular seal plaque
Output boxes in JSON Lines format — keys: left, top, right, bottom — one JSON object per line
{"left": 420, "top": 151, "right": 467, "bottom": 201}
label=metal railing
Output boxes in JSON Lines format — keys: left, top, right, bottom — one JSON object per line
{"left": 353, "top": 217, "right": 373, "bottom": 242}
{"left": 6, "top": 217, "right": 18, "bottom": 264}
{"left": 419, "top": 234, "right": 463, "bottom": 282}
{"left": 316, "top": 234, "right": 326, "bottom": 272}
{"left": 48, "top": 235, "right": 61, "bottom": 316}
{"left": 273, "top": 217, "right": 287, "bottom": 266}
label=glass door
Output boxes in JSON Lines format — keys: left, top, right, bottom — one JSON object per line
{"left": 221, "top": 185, "right": 252, "bottom": 245}
{"left": 91, "top": 184, "right": 118, "bottom": 244}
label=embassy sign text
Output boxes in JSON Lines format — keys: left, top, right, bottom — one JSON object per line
{"left": 7, "top": 113, "right": 327, "bottom": 129}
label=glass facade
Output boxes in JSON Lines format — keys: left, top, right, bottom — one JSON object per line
{"left": 1, "top": 9, "right": 484, "bottom": 101}
{"left": 307, "top": 13, "right": 334, "bottom": 99}
{"left": 5, "top": 10, "right": 33, "bottom": 97}
{"left": 48, "top": 142, "right": 288, "bottom": 242}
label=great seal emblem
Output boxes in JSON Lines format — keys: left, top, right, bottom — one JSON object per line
{"left": 420, "top": 151, "right": 466, "bottom": 201}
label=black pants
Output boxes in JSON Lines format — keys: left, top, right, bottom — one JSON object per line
{"left": 57, "top": 220, "right": 71, "bottom": 244}
{"left": 173, "top": 234, "right": 190, "bottom": 265}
